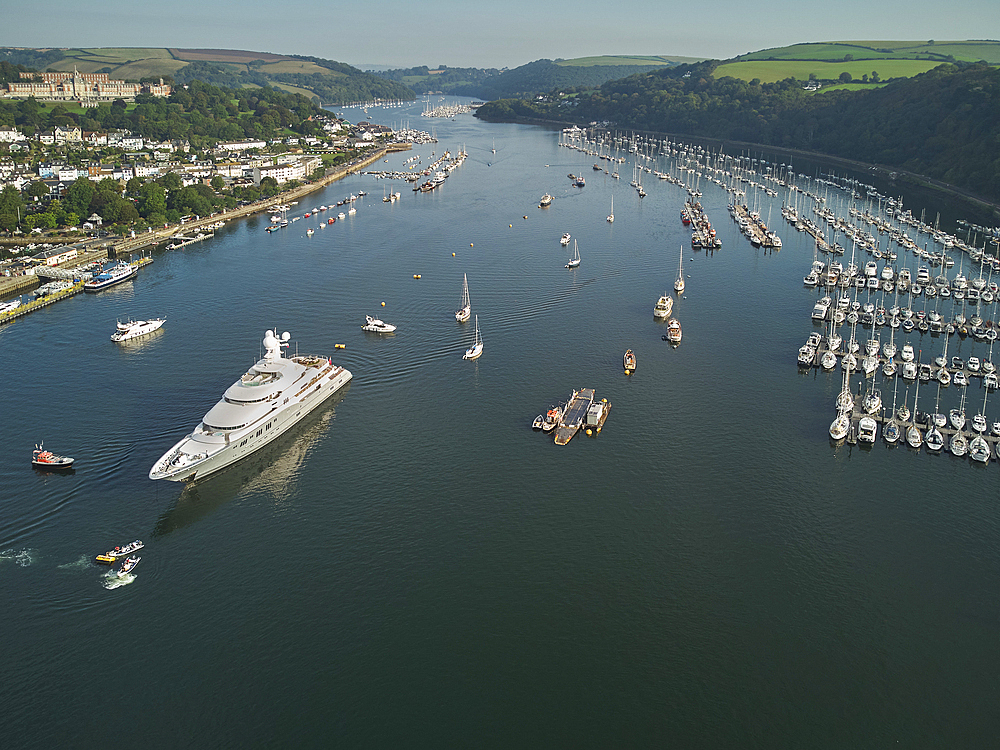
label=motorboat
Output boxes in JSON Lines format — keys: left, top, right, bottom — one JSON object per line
{"left": 463, "top": 315, "right": 483, "bottom": 360}
{"left": 798, "top": 345, "right": 816, "bottom": 367}
{"left": 666, "top": 318, "right": 682, "bottom": 344}
{"left": 539, "top": 194, "right": 553, "bottom": 208}
{"left": 623, "top": 349, "right": 636, "bottom": 374}
{"left": 858, "top": 416, "right": 878, "bottom": 443}
{"left": 96, "top": 540, "right": 143, "bottom": 564}
{"left": 32, "top": 443, "right": 74, "bottom": 470}
{"left": 541, "top": 406, "right": 562, "bottom": 432}
{"left": 362, "top": 315, "right": 396, "bottom": 333}
{"left": 560, "top": 233, "right": 571, "bottom": 246}
{"left": 149, "top": 330, "right": 352, "bottom": 483}
{"left": 455, "top": 273, "right": 471, "bottom": 322}
{"left": 111, "top": 318, "right": 165, "bottom": 342}
{"left": 116, "top": 555, "right": 140, "bottom": 577}
{"left": 653, "top": 294, "right": 673, "bottom": 319}
{"left": 822, "top": 351, "right": 838, "bottom": 370}
{"left": 0, "top": 297, "right": 22, "bottom": 314}
{"left": 532, "top": 415, "right": 544, "bottom": 430}
{"left": 900, "top": 344, "right": 914, "bottom": 362}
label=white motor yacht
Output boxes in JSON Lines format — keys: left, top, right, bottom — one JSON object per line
{"left": 362, "top": 315, "right": 397, "bottom": 333}
{"left": 111, "top": 318, "right": 165, "bottom": 342}
{"left": 149, "top": 329, "right": 352, "bottom": 483}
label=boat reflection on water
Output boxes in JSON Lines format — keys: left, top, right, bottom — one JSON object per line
{"left": 152, "top": 387, "right": 349, "bottom": 538}
{"left": 111, "top": 325, "right": 165, "bottom": 352}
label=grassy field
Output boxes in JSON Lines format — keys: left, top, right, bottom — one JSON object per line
{"left": 814, "top": 82, "right": 890, "bottom": 93}
{"left": 79, "top": 48, "right": 176, "bottom": 61}
{"left": 735, "top": 40, "right": 1000, "bottom": 64}
{"left": 714, "top": 58, "right": 942, "bottom": 83}
{"left": 556, "top": 55, "right": 703, "bottom": 67}
{"left": 260, "top": 60, "right": 342, "bottom": 76}
{"left": 111, "top": 59, "right": 190, "bottom": 79}
{"left": 269, "top": 82, "right": 320, "bottom": 99}
{"left": 170, "top": 48, "right": 292, "bottom": 63}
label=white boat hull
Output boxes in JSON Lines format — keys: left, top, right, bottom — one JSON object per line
{"left": 150, "top": 364, "right": 352, "bottom": 483}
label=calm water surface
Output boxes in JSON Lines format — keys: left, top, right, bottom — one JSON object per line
{"left": 2, "top": 98, "right": 999, "bottom": 747}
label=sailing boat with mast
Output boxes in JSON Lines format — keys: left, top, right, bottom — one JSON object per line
{"left": 565, "top": 240, "right": 581, "bottom": 268}
{"left": 906, "top": 387, "right": 923, "bottom": 448}
{"left": 463, "top": 315, "right": 483, "bottom": 360}
{"left": 607, "top": 195, "right": 614, "bottom": 223}
{"left": 674, "top": 245, "right": 685, "bottom": 293}
{"left": 455, "top": 273, "right": 471, "bottom": 322}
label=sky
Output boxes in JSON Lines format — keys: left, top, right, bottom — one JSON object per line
{"left": 2, "top": 0, "right": 997, "bottom": 70}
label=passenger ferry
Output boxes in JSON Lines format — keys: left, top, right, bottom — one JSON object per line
{"left": 84, "top": 262, "right": 137, "bottom": 292}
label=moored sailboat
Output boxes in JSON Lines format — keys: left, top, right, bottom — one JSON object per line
{"left": 455, "top": 273, "right": 471, "bottom": 322}
{"left": 463, "top": 315, "right": 483, "bottom": 360}
{"left": 674, "top": 245, "right": 685, "bottom": 293}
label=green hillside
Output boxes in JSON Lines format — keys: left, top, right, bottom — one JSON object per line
{"left": 714, "top": 59, "right": 941, "bottom": 84}
{"left": 734, "top": 40, "right": 1000, "bottom": 64}
{"left": 0, "top": 47, "right": 415, "bottom": 104}
{"left": 555, "top": 55, "right": 705, "bottom": 67}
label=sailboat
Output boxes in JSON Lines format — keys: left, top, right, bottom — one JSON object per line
{"left": 607, "top": 196, "right": 614, "bottom": 223}
{"left": 463, "top": 315, "right": 483, "bottom": 360}
{"left": 906, "top": 387, "right": 923, "bottom": 448}
{"left": 455, "top": 273, "right": 471, "bottom": 322}
{"left": 674, "top": 245, "right": 685, "bottom": 293}
{"left": 565, "top": 240, "right": 581, "bottom": 269}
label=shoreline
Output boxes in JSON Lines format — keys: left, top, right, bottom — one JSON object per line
{"left": 475, "top": 113, "right": 1000, "bottom": 220}
{"left": 0, "top": 143, "right": 409, "bottom": 299}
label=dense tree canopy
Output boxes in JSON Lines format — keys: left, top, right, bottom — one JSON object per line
{"left": 478, "top": 62, "right": 1000, "bottom": 202}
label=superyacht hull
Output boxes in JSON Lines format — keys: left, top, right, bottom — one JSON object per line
{"left": 150, "top": 330, "right": 352, "bottom": 483}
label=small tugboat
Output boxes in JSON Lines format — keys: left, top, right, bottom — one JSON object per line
{"left": 541, "top": 405, "right": 562, "bottom": 432}
{"left": 361, "top": 315, "right": 396, "bottom": 333}
{"left": 96, "top": 540, "right": 144, "bottom": 565}
{"left": 623, "top": 349, "right": 636, "bottom": 374}
{"left": 32, "top": 443, "right": 74, "bottom": 470}
{"left": 116, "top": 555, "right": 140, "bottom": 577}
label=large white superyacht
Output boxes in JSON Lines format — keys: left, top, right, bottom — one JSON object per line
{"left": 149, "top": 329, "right": 352, "bottom": 482}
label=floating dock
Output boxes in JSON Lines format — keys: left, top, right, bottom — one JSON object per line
{"left": 553, "top": 388, "right": 596, "bottom": 445}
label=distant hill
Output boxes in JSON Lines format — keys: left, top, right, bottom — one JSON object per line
{"left": 477, "top": 60, "right": 1000, "bottom": 203}
{"left": 371, "top": 56, "right": 699, "bottom": 99}
{"left": 0, "top": 47, "right": 415, "bottom": 104}
{"left": 719, "top": 40, "right": 1000, "bottom": 83}
{"left": 476, "top": 57, "right": 687, "bottom": 99}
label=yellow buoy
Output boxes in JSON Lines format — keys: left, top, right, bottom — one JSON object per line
{"left": 334, "top": 343, "right": 346, "bottom": 349}
{"left": 597, "top": 427, "right": 601, "bottom": 433}
{"left": 470, "top": 243, "right": 473, "bottom": 247}
{"left": 413, "top": 274, "right": 421, "bottom": 279}
{"left": 586, "top": 429, "right": 593, "bottom": 436}
{"left": 452, "top": 252, "right": 456, "bottom": 256}
{"left": 381, "top": 301, "right": 385, "bottom": 306}
{"left": 523, "top": 215, "right": 527, "bottom": 219}
{"left": 509, "top": 224, "right": 512, "bottom": 228}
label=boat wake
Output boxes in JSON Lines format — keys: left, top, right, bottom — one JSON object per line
{"left": 102, "top": 570, "right": 135, "bottom": 589}
{"left": 0, "top": 548, "right": 36, "bottom": 567}
{"left": 57, "top": 554, "right": 93, "bottom": 571}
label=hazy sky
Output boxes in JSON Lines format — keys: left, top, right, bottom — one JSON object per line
{"left": 2, "top": 0, "right": 996, "bottom": 69}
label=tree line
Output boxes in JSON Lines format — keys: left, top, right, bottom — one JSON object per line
{"left": 477, "top": 62, "right": 1000, "bottom": 203}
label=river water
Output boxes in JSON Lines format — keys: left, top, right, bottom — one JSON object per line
{"left": 2, "top": 98, "right": 998, "bottom": 747}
